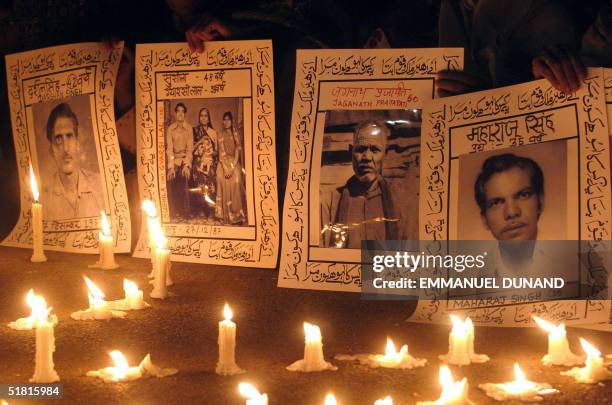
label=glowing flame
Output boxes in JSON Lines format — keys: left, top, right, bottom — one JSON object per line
{"left": 501, "top": 363, "right": 536, "bottom": 394}
{"left": 109, "top": 350, "right": 130, "bottom": 380}
{"left": 374, "top": 396, "right": 392, "bottom": 405}
{"left": 142, "top": 199, "right": 157, "bottom": 218}
{"left": 100, "top": 211, "right": 111, "bottom": 237}
{"left": 29, "top": 164, "right": 39, "bottom": 202}
{"left": 238, "top": 383, "right": 263, "bottom": 399}
{"left": 385, "top": 338, "right": 397, "bottom": 357}
{"left": 29, "top": 291, "right": 50, "bottom": 323}
{"left": 84, "top": 276, "right": 106, "bottom": 307}
{"left": 224, "top": 303, "right": 233, "bottom": 321}
{"left": 150, "top": 221, "right": 167, "bottom": 250}
{"left": 579, "top": 338, "right": 601, "bottom": 358}
{"left": 123, "top": 279, "right": 139, "bottom": 296}
{"left": 438, "top": 365, "right": 469, "bottom": 402}
{"left": 532, "top": 316, "right": 565, "bottom": 338}
{"left": 324, "top": 393, "right": 337, "bottom": 405}
{"left": 304, "top": 322, "right": 322, "bottom": 343}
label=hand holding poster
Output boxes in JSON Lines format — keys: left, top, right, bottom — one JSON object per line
{"left": 2, "top": 42, "right": 130, "bottom": 253}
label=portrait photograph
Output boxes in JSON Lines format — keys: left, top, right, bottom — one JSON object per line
{"left": 316, "top": 109, "right": 421, "bottom": 249}
{"left": 162, "top": 97, "right": 248, "bottom": 226}
{"left": 454, "top": 139, "right": 576, "bottom": 241}
{"left": 32, "top": 94, "right": 105, "bottom": 222}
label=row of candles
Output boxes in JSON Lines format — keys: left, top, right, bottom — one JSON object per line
{"left": 16, "top": 165, "right": 612, "bottom": 403}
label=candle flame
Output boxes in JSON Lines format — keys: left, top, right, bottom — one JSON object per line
{"left": 579, "top": 338, "right": 601, "bottom": 358}
{"left": 84, "top": 276, "right": 105, "bottom": 307}
{"left": 501, "top": 363, "right": 536, "bottom": 394}
{"left": 304, "top": 322, "right": 322, "bottom": 343}
{"left": 142, "top": 199, "right": 158, "bottom": 218}
{"left": 29, "top": 292, "right": 50, "bottom": 323}
{"left": 324, "top": 393, "right": 337, "bottom": 405}
{"left": 100, "top": 211, "right": 111, "bottom": 236}
{"left": 532, "top": 316, "right": 563, "bottom": 334}
{"left": 374, "top": 396, "right": 392, "bottom": 405}
{"left": 123, "top": 279, "right": 139, "bottom": 296}
{"left": 224, "top": 303, "right": 233, "bottom": 321}
{"left": 438, "top": 366, "right": 470, "bottom": 402}
{"left": 150, "top": 221, "right": 167, "bottom": 250}
{"left": 514, "top": 363, "right": 527, "bottom": 382}
{"left": 29, "top": 164, "right": 39, "bottom": 202}
{"left": 238, "top": 383, "right": 262, "bottom": 399}
{"left": 109, "top": 350, "right": 130, "bottom": 380}
{"left": 384, "top": 338, "right": 397, "bottom": 357}
{"left": 439, "top": 365, "right": 454, "bottom": 387}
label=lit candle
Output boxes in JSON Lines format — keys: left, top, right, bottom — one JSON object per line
{"left": 29, "top": 165, "right": 46, "bottom": 262}
{"left": 216, "top": 303, "right": 244, "bottom": 375}
{"left": 86, "top": 350, "right": 177, "bottom": 382}
{"left": 149, "top": 223, "right": 171, "bottom": 299}
{"left": 324, "top": 393, "right": 337, "bottom": 405}
{"left": 70, "top": 277, "right": 126, "bottom": 320}
{"left": 479, "top": 363, "right": 559, "bottom": 401}
{"left": 374, "top": 396, "right": 393, "bottom": 405}
{"left": 29, "top": 295, "right": 59, "bottom": 383}
{"left": 108, "top": 279, "right": 149, "bottom": 311}
{"left": 418, "top": 366, "right": 473, "bottom": 405}
{"left": 561, "top": 338, "right": 612, "bottom": 383}
{"left": 287, "top": 322, "right": 337, "bottom": 372}
{"left": 335, "top": 337, "right": 427, "bottom": 369}
{"left": 238, "top": 383, "right": 268, "bottom": 405}
{"left": 8, "top": 289, "right": 58, "bottom": 330}
{"left": 439, "top": 315, "right": 489, "bottom": 365}
{"left": 533, "top": 316, "right": 583, "bottom": 366}
{"left": 90, "top": 211, "right": 119, "bottom": 269}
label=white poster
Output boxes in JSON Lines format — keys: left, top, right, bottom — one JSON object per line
{"left": 133, "top": 41, "right": 279, "bottom": 268}
{"left": 278, "top": 48, "right": 463, "bottom": 291}
{"left": 413, "top": 68, "right": 611, "bottom": 326}
{"left": 2, "top": 42, "right": 130, "bottom": 253}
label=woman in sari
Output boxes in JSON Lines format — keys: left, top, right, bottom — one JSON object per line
{"left": 216, "top": 111, "right": 246, "bottom": 224}
{"left": 190, "top": 107, "right": 218, "bottom": 219}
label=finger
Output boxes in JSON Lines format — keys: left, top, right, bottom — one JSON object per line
{"left": 436, "top": 79, "right": 472, "bottom": 94}
{"left": 532, "top": 58, "right": 560, "bottom": 88}
{"left": 185, "top": 31, "right": 196, "bottom": 52}
{"left": 436, "top": 70, "right": 482, "bottom": 88}
{"left": 557, "top": 48, "right": 580, "bottom": 92}
{"left": 542, "top": 52, "right": 569, "bottom": 93}
{"left": 570, "top": 54, "right": 586, "bottom": 83}
{"left": 207, "top": 21, "right": 231, "bottom": 39}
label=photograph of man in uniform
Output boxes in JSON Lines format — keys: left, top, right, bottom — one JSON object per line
{"left": 320, "top": 120, "right": 402, "bottom": 248}
{"left": 42, "top": 102, "right": 104, "bottom": 220}
{"left": 166, "top": 102, "right": 193, "bottom": 220}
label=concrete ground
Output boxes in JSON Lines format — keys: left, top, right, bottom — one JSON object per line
{"left": 0, "top": 246, "right": 610, "bottom": 404}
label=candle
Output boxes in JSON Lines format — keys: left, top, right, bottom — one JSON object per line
{"left": 324, "top": 393, "right": 337, "bottom": 405}
{"left": 479, "top": 363, "right": 559, "bottom": 401}
{"left": 216, "top": 303, "right": 244, "bottom": 375}
{"left": 142, "top": 199, "right": 159, "bottom": 278}
{"left": 108, "top": 279, "right": 149, "bottom": 311}
{"left": 149, "top": 222, "right": 171, "bottom": 299}
{"left": 287, "top": 322, "right": 337, "bottom": 372}
{"left": 335, "top": 338, "right": 427, "bottom": 369}
{"left": 70, "top": 277, "right": 126, "bottom": 320}
{"left": 561, "top": 338, "right": 612, "bottom": 383}
{"left": 29, "top": 295, "right": 59, "bottom": 383}
{"left": 374, "top": 396, "right": 393, "bottom": 405}
{"left": 533, "top": 316, "right": 583, "bottom": 366}
{"left": 238, "top": 383, "right": 268, "bottom": 405}
{"left": 29, "top": 165, "right": 46, "bottom": 262}
{"left": 8, "top": 289, "right": 58, "bottom": 330}
{"left": 89, "top": 211, "right": 119, "bottom": 269}
{"left": 439, "top": 315, "right": 489, "bottom": 365}
{"left": 418, "top": 366, "right": 473, "bottom": 405}
{"left": 86, "top": 351, "right": 177, "bottom": 382}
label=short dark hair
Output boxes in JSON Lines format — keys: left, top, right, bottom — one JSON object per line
{"left": 175, "top": 102, "right": 187, "bottom": 113}
{"left": 474, "top": 153, "right": 544, "bottom": 215}
{"left": 46, "top": 102, "right": 78, "bottom": 141}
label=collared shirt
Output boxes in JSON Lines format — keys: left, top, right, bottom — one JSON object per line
{"left": 166, "top": 120, "right": 193, "bottom": 167}
{"left": 43, "top": 169, "right": 105, "bottom": 220}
